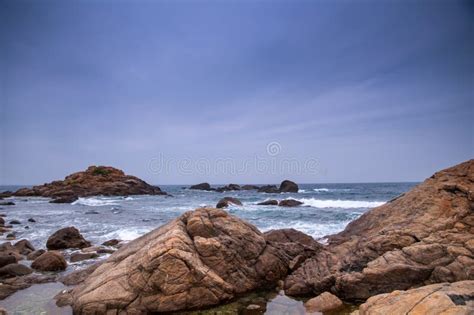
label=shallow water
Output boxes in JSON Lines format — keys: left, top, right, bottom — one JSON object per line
{"left": 0, "top": 183, "right": 415, "bottom": 248}
{"left": 0, "top": 282, "right": 71, "bottom": 315}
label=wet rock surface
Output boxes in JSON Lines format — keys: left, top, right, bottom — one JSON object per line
{"left": 285, "top": 159, "right": 474, "bottom": 300}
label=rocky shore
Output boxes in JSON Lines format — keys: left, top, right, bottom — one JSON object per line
{"left": 0, "top": 160, "right": 473, "bottom": 314}
{"left": 3, "top": 166, "right": 167, "bottom": 203}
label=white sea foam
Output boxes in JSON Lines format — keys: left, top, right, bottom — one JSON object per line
{"left": 260, "top": 220, "right": 353, "bottom": 240}
{"left": 292, "top": 198, "right": 385, "bottom": 209}
{"left": 313, "top": 188, "right": 329, "bottom": 192}
{"left": 102, "top": 227, "right": 151, "bottom": 241}
{"left": 298, "top": 189, "right": 306, "bottom": 193}
{"left": 72, "top": 197, "right": 120, "bottom": 207}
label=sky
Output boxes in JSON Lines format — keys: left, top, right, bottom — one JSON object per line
{"left": 1, "top": 0, "right": 473, "bottom": 185}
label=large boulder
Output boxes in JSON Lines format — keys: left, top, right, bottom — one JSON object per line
{"left": 285, "top": 159, "right": 474, "bottom": 300}
{"left": 31, "top": 251, "right": 67, "bottom": 271}
{"left": 46, "top": 227, "right": 91, "bottom": 250}
{"left": 356, "top": 281, "right": 474, "bottom": 314}
{"left": 279, "top": 180, "right": 299, "bottom": 193}
{"left": 12, "top": 165, "right": 167, "bottom": 202}
{"left": 216, "top": 197, "right": 242, "bottom": 208}
{"left": 67, "top": 208, "right": 320, "bottom": 314}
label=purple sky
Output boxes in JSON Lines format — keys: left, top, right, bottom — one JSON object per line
{"left": 1, "top": 0, "right": 473, "bottom": 185}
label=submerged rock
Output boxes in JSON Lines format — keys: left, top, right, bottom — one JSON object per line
{"left": 257, "top": 200, "right": 278, "bottom": 206}
{"left": 216, "top": 197, "right": 243, "bottom": 208}
{"left": 101, "top": 239, "right": 121, "bottom": 247}
{"left": 31, "top": 251, "right": 67, "bottom": 271}
{"left": 278, "top": 199, "right": 303, "bottom": 207}
{"left": 70, "top": 252, "right": 99, "bottom": 263}
{"left": 356, "top": 281, "right": 474, "bottom": 314}
{"left": 67, "top": 207, "right": 318, "bottom": 314}
{"left": 0, "top": 202, "right": 15, "bottom": 206}
{"left": 46, "top": 226, "right": 91, "bottom": 250}
{"left": 285, "top": 159, "right": 474, "bottom": 300}
{"left": 12, "top": 165, "right": 167, "bottom": 202}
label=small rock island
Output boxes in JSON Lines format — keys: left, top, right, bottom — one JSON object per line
{"left": 10, "top": 166, "right": 167, "bottom": 203}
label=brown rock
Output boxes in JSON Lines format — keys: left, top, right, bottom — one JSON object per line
{"left": 12, "top": 165, "right": 167, "bottom": 200}
{"left": 46, "top": 226, "right": 91, "bottom": 250}
{"left": 216, "top": 197, "right": 242, "bottom": 208}
{"left": 257, "top": 199, "right": 278, "bottom": 206}
{"left": 0, "top": 254, "right": 17, "bottom": 268}
{"left": 0, "top": 263, "right": 33, "bottom": 278}
{"left": 279, "top": 180, "right": 299, "bottom": 193}
{"left": 357, "top": 281, "right": 474, "bottom": 315}
{"left": 14, "top": 239, "right": 35, "bottom": 255}
{"left": 70, "top": 252, "right": 99, "bottom": 262}
{"left": 285, "top": 159, "right": 474, "bottom": 300}
{"left": 31, "top": 251, "right": 67, "bottom": 271}
{"left": 0, "top": 217, "right": 4, "bottom": 226}
{"left": 305, "top": 292, "right": 343, "bottom": 313}
{"left": 26, "top": 249, "right": 46, "bottom": 260}
{"left": 0, "top": 242, "right": 22, "bottom": 261}
{"left": 278, "top": 199, "right": 303, "bottom": 207}
{"left": 68, "top": 208, "right": 314, "bottom": 314}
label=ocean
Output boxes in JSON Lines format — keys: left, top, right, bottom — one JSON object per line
{"left": 0, "top": 182, "right": 417, "bottom": 314}
{"left": 0, "top": 182, "right": 417, "bottom": 249}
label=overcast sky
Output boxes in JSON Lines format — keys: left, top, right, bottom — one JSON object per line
{"left": 1, "top": 0, "right": 473, "bottom": 185}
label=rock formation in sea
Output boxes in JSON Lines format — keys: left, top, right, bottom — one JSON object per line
{"left": 11, "top": 165, "right": 167, "bottom": 203}
{"left": 216, "top": 196, "right": 242, "bottom": 208}
{"left": 65, "top": 207, "right": 321, "bottom": 314}
{"left": 284, "top": 159, "right": 474, "bottom": 300}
